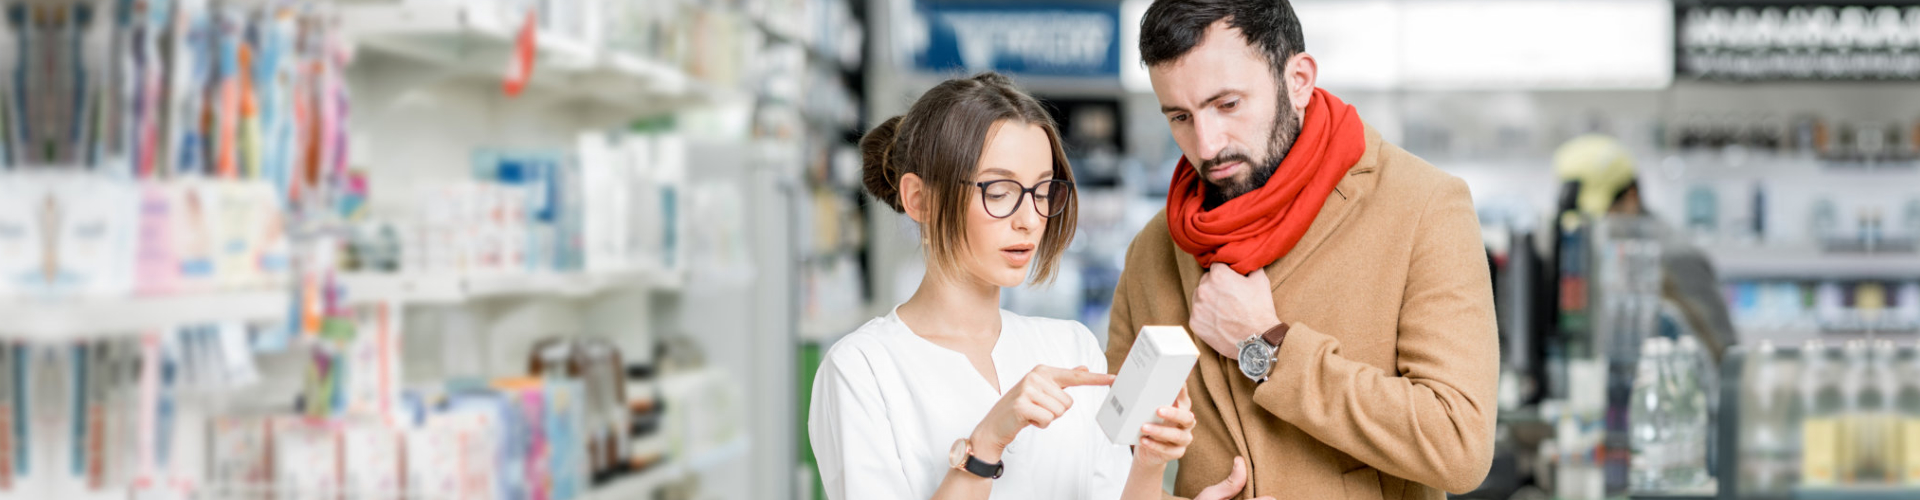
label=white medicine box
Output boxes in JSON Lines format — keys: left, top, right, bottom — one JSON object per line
{"left": 1098, "top": 325, "right": 1199, "bottom": 445}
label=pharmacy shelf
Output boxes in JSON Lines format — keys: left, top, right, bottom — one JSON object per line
{"left": 340, "top": 2, "right": 736, "bottom": 117}
{"left": 584, "top": 436, "right": 752, "bottom": 500}
{"left": 0, "top": 290, "right": 290, "bottom": 340}
{"left": 1707, "top": 246, "right": 1920, "bottom": 280}
{"left": 339, "top": 268, "right": 685, "bottom": 305}
{"left": 798, "top": 307, "right": 881, "bottom": 342}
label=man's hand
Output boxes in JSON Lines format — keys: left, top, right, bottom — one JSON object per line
{"left": 1194, "top": 457, "right": 1274, "bottom": 500}
{"left": 1190, "top": 263, "right": 1281, "bottom": 358}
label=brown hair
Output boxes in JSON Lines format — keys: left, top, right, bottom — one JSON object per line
{"left": 860, "top": 72, "right": 1078, "bottom": 284}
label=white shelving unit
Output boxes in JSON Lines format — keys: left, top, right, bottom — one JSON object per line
{"left": 0, "top": 290, "right": 291, "bottom": 340}
{"left": 586, "top": 436, "right": 752, "bottom": 500}
{"left": 338, "top": 268, "right": 685, "bottom": 305}
{"left": 1707, "top": 246, "right": 1920, "bottom": 280}
{"left": 339, "top": 2, "right": 736, "bottom": 117}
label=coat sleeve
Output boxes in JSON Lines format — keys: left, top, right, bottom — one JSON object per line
{"left": 1252, "top": 176, "right": 1499, "bottom": 494}
{"left": 809, "top": 344, "right": 917, "bottom": 499}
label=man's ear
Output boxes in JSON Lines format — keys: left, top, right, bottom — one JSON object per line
{"left": 900, "top": 172, "right": 929, "bottom": 224}
{"left": 1284, "top": 52, "right": 1318, "bottom": 118}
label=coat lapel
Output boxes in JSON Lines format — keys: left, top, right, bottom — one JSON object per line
{"left": 1175, "top": 247, "right": 1256, "bottom": 472}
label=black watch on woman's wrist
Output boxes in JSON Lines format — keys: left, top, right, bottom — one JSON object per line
{"left": 949, "top": 438, "right": 1004, "bottom": 479}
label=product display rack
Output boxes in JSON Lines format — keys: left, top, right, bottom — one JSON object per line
{"left": 341, "top": 1, "right": 737, "bottom": 117}
{"left": 1707, "top": 246, "right": 1920, "bottom": 280}
{"left": 0, "top": 289, "right": 293, "bottom": 340}
{"left": 337, "top": 268, "right": 686, "bottom": 305}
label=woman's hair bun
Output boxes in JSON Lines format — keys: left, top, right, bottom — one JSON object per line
{"left": 860, "top": 115, "right": 908, "bottom": 213}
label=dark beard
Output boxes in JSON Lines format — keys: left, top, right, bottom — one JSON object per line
{"left": 1202, "top": 92, "right": 1302, "bottom": 209}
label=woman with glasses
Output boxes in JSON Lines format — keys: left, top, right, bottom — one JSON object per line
{"left": 807, "top": 73, "right": 1251, "bottom": 500}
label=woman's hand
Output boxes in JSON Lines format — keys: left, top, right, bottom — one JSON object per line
{"left": 1130, "top": 387, "right": 1195, "bottom": 467}
{"left": 1195, "top": 457, "right": 1275, "bottom": 500}
{"left": 968, "top": 365, "right": 1115, "bottom": 462}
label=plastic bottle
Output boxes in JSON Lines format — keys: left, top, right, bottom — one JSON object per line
{"left": 1802, "top": 340, "right": 1842, "bottom": 487}
{"left": 1667, "top": 337, "right": 1711, "bottom": 488}
{"left": 1837, "top": 340, "right": 1870, "bottom": 484}
{"left": 1862, "top": 340, "right": 1900, "bottom": 484}
{"left": 1631, "top": 337, "right": 1672, "bottom": 491}
{"left": 1742, "top": 340, "right": 1789, "bottom": 494}
{"left": 1899, "top": 341, "right": 1920, "bottom": 485}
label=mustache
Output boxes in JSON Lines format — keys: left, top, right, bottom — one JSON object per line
{"left": 1199, "top": 153, "right": 1257, "bottom": 176}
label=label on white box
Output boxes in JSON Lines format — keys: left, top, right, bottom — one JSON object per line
{"left": 1098, "top": 326, "right": 1199, "bottom": 445}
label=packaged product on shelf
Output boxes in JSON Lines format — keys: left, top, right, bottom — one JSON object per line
{"left": 528, "top": 338, "right": 631, "bottom": 483}
{"left": 53, "top": 176, "right": 139, "bottom": 298}
{"left": 654, "top": 133, "right": 686, "bottom": 272}
{"left": 0, "top": 343, "right": 14, "bottom": 490}
{"left": 0, "top": 176, "right": 40, "bottom": 297}
{"left": 211, "top": 182, "right": 263, "bottom": 288}
{"left": 544, "top": 379, "right": 589, "bottom": 500}
{"left": 447, "top": 392, "right": 526, "bottom": 499}
{"left": 584, "top": 340, "right": 630, "bottom": 480}
{"left": 171, "top": 180, "right": 224, "bottom": 292}
{"left": 134, "top": 183, "right": 179, "bottom": 295}
{"left": 271, "top": 417, "right": 344, "bottom": 500}
{"left": 342, "top": 419, "right": 406, "bottom": 499}
{"left": 206, "top": 415, "right": 273, "bottom": 497}
{"left": 0, "top": 174, "right": 139, "bottom": 298}
{"left": 341, "top": 304, "right": 402, "bottom": 425}
{"left": 578, "top": 131, "right": 632, "bottom": 273}
{"left": 622, "top": 134, "right": 663, "bottom": 272}
{"left": 555, "top": 155, "right": 586, "bottom": 274}
{"left": 407, "top": 409, "right": 501, "bottom": 500}
{"left": 497, "top": 379, "right": 551, "bottom": 500}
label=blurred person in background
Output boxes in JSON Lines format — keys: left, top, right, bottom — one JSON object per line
{"left": 809, "top": 73, "right": 1253, "bottom": 500}
{"left": 1106, "top": 0, "right": 1499, "bottom": 499}
{"left": 1553, "top": 134, "right": 1738, "bottom": 361}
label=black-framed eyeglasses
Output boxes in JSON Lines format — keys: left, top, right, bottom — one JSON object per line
{"left": 974, "top": 179, "right": 1073, "bottom": 219}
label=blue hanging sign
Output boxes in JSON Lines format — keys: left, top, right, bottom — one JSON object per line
{"left": 904, "top": 1, "right": 1122, "bottom": 78}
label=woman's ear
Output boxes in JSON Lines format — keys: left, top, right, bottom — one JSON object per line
{"left": 900, "top": 172, "right": 929, "bottom": 224}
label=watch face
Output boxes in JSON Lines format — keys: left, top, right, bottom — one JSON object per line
{"left": 1239, "top": 341, "right": 1269, "bottom": 378}
{"left": 950, "top": 438, "right": 969, "bottom": 469}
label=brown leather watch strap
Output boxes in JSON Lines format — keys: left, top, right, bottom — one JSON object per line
{"left": 1260, "top": 322, "right": 1290, "bottom": 349}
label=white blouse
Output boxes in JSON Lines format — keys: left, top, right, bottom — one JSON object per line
{"left": 808, "top": 307, "right": 1136, "bottom": 499}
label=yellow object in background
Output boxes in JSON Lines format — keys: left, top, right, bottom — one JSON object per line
{"left": 1805, "top": 418, "right": 1840, "bottom": 486}
{"left": 1857, "top": 283, "right": 1888, "bottom": 324}
{"left": 1906, "top": 419, "right": 1920, "bottom": 485}
{"left": 1552, "top": 134, "right": 1639, "bottom": 217}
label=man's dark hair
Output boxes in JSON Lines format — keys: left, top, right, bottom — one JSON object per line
{"left": 1139, "top": 0, "right": 1306, "bottom": 78}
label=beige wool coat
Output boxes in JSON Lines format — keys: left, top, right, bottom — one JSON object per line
{"left": 1106, "top": 124, "right": 1499, "bottom": 500}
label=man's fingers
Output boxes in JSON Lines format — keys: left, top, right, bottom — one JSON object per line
{"left": 1208, "top": 263, "right": 1233, "bottom": 275}
{"left": 1176, "top": 387, "right": 1192, "bottom": 410}
{"left": 1200, "top": 456, "right": 1248, "bottom": 497}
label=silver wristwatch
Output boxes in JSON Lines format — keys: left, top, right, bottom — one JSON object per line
{"left": 1236, "top": 323, "right": 1290, "bottom": 382}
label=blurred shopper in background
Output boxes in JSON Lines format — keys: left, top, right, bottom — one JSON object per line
{"left": 1105, "top": 0, "right": 1500, "bottom": 498}
{"left": 1553, "top": 135, "right": 1739, "bottom": 362}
